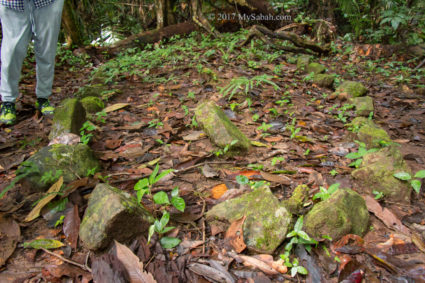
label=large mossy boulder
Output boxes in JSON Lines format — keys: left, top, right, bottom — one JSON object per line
{"left": 352, "top": 146, "right": 411, "bottom": 203}
{"left": 80, "top": 183, "right": 154, "bottom": 250}
{"left": 349, "top": 117, "right": 391, "bottom": 148}
{"left": 306, "top": 63, "right": 326, "bottom": 75}
{"left": 334, "top": 81, "right": 367, "bottom": 99}
{"left": 313, "top": 74, "right": 335, "bottom": 88}
{"left": 80, "top": 96, "right": 105, "bottom": 114}
{"left": 304, "top": 188, "right": 369, "bottom": 240}
{"left": 195, "top": 100, "right": 251, "bottom": 154}
{"left": 206, "top": 185, "right": 291, "bottom": 254}
{"left": 350, "top": 96, "right": 374, "bottom": 117}
{"left": 296, "top": 55, "right": 310, "bottom": 72}
{"left": 49, "top": 98, "right": 86, "bottom": 140}
{"left": 17, "top": 144, "right": 100, "bottom": 191}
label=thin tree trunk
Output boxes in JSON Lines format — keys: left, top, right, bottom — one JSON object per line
{"left": 61, "top": 0, "right": 86, "bottom": 47}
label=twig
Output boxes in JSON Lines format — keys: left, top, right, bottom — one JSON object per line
{"left": 42, "top": 248, "right": 92, "bottom": 273}
{"left": 415, "top": 57, "right": 425, "bottom": 70}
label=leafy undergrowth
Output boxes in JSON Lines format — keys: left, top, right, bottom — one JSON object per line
{"left": 0, "top": 30, "right": 425, "bottom": 282}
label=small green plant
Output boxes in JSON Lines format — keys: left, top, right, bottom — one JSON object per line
{"left": 287, "top": 118, "right": 301, "bottom": 139}
{"left": 373, "top": 190, "right": 384, "bottom": 200}
{"left": 220, "top": 74, "right": 280, "bottom": 100}
{"left": 40, "top": 169, "right": 63, "bottom": 185}
{"left": 148, "top": 119, "right": 164, "bottom": 129}
{"left": 271, "top": 156, "right": 285, "bottom": 166}
{"left": 230, "top": 102, "right": 239, "bottom": 111}
{"left": 257, "top": 122, "right": 273, "bottom": 133}
{"left": 86, "top": 167, "right": 97, "bottom": 177}
{"left": 80, "top": 121, "right": 96, "bottom": 145}
{"left": 393, "top": 170, "right": 425, "bottom": 194}
{"left": 134, "top": 164, "right": 174, "bottom": 203}
{"left": 313, "top": 183, "right": 340, "bottom": 201}
{"left": 252, "top": 113, "right": 260, "bottom": 122}
{"left": 95, "top": 111, "right": 107, "bottom": 123}
{"left": 285, "top": 258, "right": 309, "bottom": 277}
{"left": 187, "top": 91, "right": 195, "bottom": 99}
{"left": 236, "top": 175, "right": 268, "bottom": 190}
{"left": 181, "top": 105, "right": 189, "bottom": 116}
{"left": 214, "top": 140, "right": 238, "bottom": 157}
{"left": 345, "top": 141, "right": 379, "bottom": 168}
{"left": 303, "top": 149, "right": 310, "bottom": 156}
{"left": 247, "top": 163, "right": 264, "bottom": 171}
{"left": 55, "top": 215, "right": 65, "bottom": 227}
{"left": 330, "top": 169, "right": 338, "bottom": 176}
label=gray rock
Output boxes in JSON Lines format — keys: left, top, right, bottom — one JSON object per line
{"left": 304, "top": 188, "right": 369, "bottom": 240}
{"left": 352, "top": 146, "right": 412, "bottom": 203}
{"left": 80, "top": 96, "right": 105, "bottom": 114}
{"left": 296, "top": 55, "right": 310, "bottom": 72}
{"left": 349, "top": 117, "right": 391, "bottom": 148}
{"left": 80, "top": 183, "right": 154, "bottom": 250}
{"left": 49, "top": 98, "right": 86, "bottom": 140}
{"left": 334, "top": 81, "right": 367, "bottom": 99}
{"left": 350, "top": 96, "right": 374, "bottom": 117}
{"left": 206, "top": 185, "right": 291, "bottom": 254}
{"left": 17, "top": 144, "right": 100, "bottom": 191}
{"left": 195, "top": 100, "right": 251, "bottom": 154}
{"left": 313, "top": 74, "right": 335, "bottom": 88}
{"left": 306, "top": 63, "right": 326, "bottom": 75}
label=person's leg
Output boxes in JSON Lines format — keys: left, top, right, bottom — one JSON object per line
{"left": 32, "top": 0, "right": 64, "bottom": 101}
{"left": 0, "top": 4, "right": 32, "bottom": 103}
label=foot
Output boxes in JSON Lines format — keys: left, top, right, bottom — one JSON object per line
{"left": 0, "top": 102, "right": 17, "bottom": 125}
{"left": 36, "top": 98, "right": 55, "bottom": 115}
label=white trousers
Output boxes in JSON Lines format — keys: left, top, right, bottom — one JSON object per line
{"left": 0, "top": 0, "right": 64, "bottom": 102}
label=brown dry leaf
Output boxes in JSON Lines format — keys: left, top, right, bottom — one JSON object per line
{"left": 188, "top": 263, "right": 234, "bottom": 283}
{"left": 63, "top": 205, "right": 80, "bottom": 249}
{"left": 48, "top": 133, "right": 80, "bottom": 146}
{"left": 104, "top": 103, "right": 130, "bottom": 113}
{"left": 0, "top": 214, "right": 20, "bottom": 266}
{"left": 364, "top": 196, "right": 410, "bottom": 234}
{"left": 260, "top": 171, "right": 291, "bottom": 185}
{"left": 211, "top": 184, "right": 228, "bottom": 199}
{"left": 25, "top": 177, "right": 63, "bottom": 222}
{"left": 411, "top": 232, "right": 425, "bottom": 253}
{"left": 225, "top": 216, "right": 246, "bottom": 253}
{"left": 105, "top": 139, "right": 122, "bottom": 150}
{"left": 113, "top": 240, "right": 157, "bottom": 283}
{"left": 230, "top": 253, "right": 278, "bottom": 275}
{"left": 263, "top": 136, "right": 283, "bottom": 143}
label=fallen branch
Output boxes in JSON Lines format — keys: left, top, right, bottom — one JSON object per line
{"left": 42, "top": 248, "right": 92, "bottom": 273}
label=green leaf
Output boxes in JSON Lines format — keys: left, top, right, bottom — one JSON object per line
{"left": 294, "top": 216, "right": 304, "bottom": 232}
{"left": 393, "top": 172, "right": 412, "bottom": 181}
{"left": 149, "top": 164, "right": 160, "bottom": 185}
{"left": 297, "top": 231, "right": 312, "bottom": 242}
{"left": 327, "top": 183, "right": 340, "bottom": 194}
{"left": 147, "top": 224, "right": 155, "bottom": 243}
{"left": 134, "top": 178, "right": 149, "bottom": 191}
{"left": 23, "top": 239, "right": 64, "bottom": 249}
{"left": 160, "top": 237, "right": 181, "bottom": 249}
{"left": 411, "top": 180, "right": 422, "bottom": 194}
{"left": 345, "top": 151, "right": 361, "bottom": 159}
{"left": 286, "top": 230, "right": 297, "bottom": 238}
{"left": 297, "top": 266, "right": 308, "bottom": 275}
{"left": 171, "top": 187, "right": 179, "bottom": 198}
{"left": 154, "top": 169, "right": 173, "bottom": 184}
{"left": 171, "top": 196, "right": 185, "bottom": 212}
{"left": 153, "top": 191, "right": 170, "bottom": 205}
{"left": 159, "top": 211, "right": 170, "bottom": 231}
{"left": 291, "top": 267, "right": 298, "bottom": 277}
{"left": 236, "top": 175, "right": 249, "bottom": 185}
{"left": 414, "top": 170, "right": 425, "bottom": 179}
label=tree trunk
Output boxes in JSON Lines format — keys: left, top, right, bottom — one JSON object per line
{"left": 61, "top": 0, "right": 85, "bottom": 47}
{"left": 155, "top": 0, "right": 165, "bottom": 29}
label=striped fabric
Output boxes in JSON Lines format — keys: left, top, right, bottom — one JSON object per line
{"left": 0, "top": 0, "right": 55, "bottom": 11}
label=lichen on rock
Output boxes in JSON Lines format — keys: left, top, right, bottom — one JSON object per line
{"left": 352, "top": 146, "right": 412, "bottom": 203}
{"left": 195, "top": 100, "right": 251, "bottom": 154}
{"left": 79, "top": 183, "right": 154, "bottom": 250}
{"left": 80, "top": 96, "right": 105, "bottom": 114}
{"left": 17, "top": 144, "right": 100, "bottom": 191}
{"left": 304, "top": 188, "right": 369, "bottom": 240}
{"left": 349, "top": 117, "right": 391, "bottom": 148}
{"left": 206, "top": 185, "right": 291, "bottom": 254}
{"left": 49, "top": 98, "right": 86, "bottom": 140}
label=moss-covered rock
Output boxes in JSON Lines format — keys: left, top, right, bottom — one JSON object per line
{"left": 333, "top": 81, "right": 367, "bottom": 99}
{"left": 350, "top": 96, "right": 374, "bottom": 117}
{"left": 17, "top": 144, "right": 100, "bottom": 191}
{"left": 49, "top": 98, "right": 86, "bottom": 140}
{"left": 79, "top": 183, "right": 154, "bottom": 250}
{"left": 296, "top": 55, "right": 310, "bottom": 72}
{"left": 195, "top": 100, "right": 251, "bottom": 154}
{"left": 313, "top": 74, "right": 335, "bottom": 88}
{"left": 80, "top": 96, "right": 105, "bottom": 114}
{"left": 282, "top": 184, "right": 309, "bottom": 214}
{"left": 304, "top": 188, "right": 369, "bottom": 240}
{"left": 76, "top": 84, "right": 109, "bottom": 99}
{"left": 352, "top": 146, "right": 411, "bottom": 203}
{"left": 349, "top": 117, "right": 391, "bottom": 148}
{"left": 206, "top": 185, "right": 291, "bottom": 254}
{"left": 306, "top": 63, "right": 326, "bottom": 75}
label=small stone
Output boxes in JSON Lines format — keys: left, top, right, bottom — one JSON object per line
{"left": 195, "top": 100, "right": 251, "bottom": 154}
{"left": 206, "top": 185, "right": 291, "bottom": 254}
{"left": 349, "top": 117, "right": 391, "bottom": 148}
{"left": 79, "top": 183, "right": 154, "bottom": 250}
{"left": 282, "top": 184, "right": 309, "bottom": 214}
{"left": 350, "top": 96, "right": 374, "bottom": 117}
{"left": 296, "top": 55, "right": 310, "bottom": 72}
{"left": 352, "top": 146, "right": 412, "bottom": 203}
{"left": 76, "top": 84, "right": 109, "bottom": 98}
{"left": 306, "top": 63, "right": 326, "bottom": 75}
{"left": 17, "top": 144, "right": 100, "bottom": 191}
{"left": 49, "top": 98, "right": 86, "bottom": 140}
{"left": 312, "top": 74, "right": 335, "bottom": 88}
{"left": 80, "top": 96, "right": 105, "bottom": 114}
{"left": 304, "top": 188, "right": 369, "bottom": 240}
{"left": 333, "top": 81, "right": 367, "bottom": 99}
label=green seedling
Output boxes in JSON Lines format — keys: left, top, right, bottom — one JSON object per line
{"left": 393, "top": 170, "right": 425, "bottom": 194}
{"left": 373, "top": 190, "right": 384, "bottom": 200}
{"left": 345, "top": 141, "right": 379, "bottom": 168}
{"left": 134, "top": 164, "right": 174, "bottom": 203}
{"left": 313, "top": 183, "right": 340, "bottom": 201}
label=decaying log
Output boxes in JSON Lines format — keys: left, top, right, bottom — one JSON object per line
{"left": 241, "top": 25, "right": 330, "bottom": 55}
{"left": 104, "top": 22, "right": 197, "bottom": 54}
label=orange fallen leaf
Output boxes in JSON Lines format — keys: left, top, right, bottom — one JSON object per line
{"left": 225, "top": 216, "right": 246, "bottom": 253}
{"left": 211, "top": 184, "right": 228, "bottom": 199}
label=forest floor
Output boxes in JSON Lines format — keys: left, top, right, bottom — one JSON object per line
{"left": 1, "top": 30, "right": 425, "bottom": 282}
